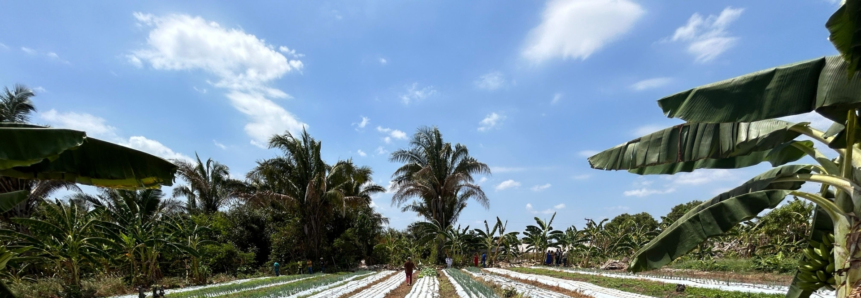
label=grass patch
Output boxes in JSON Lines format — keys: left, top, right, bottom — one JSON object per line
{"left": 670, "top": 258, "right": 798, "bottom": 275}
{"left": 510, "top": 267, "right": 786, "bottom": 298}
{"left": 438, "top": 270, "right": 460, "bottom": 298}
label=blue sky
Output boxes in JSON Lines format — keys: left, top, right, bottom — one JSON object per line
{"left": 0, "top": 0, "right": 844, "bottom": 231}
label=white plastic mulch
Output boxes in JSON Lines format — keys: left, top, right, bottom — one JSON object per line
{"left": 109, "top": 276, "right": 273, "bottom": 298}
{"left": 538, "top": 267, "right": 836, "bottom": 298}
{"left": 305, "top": 270, "right": 395, "bottom": 298}
{"left": 404, "top": 276, "right": 440, "bottom": 298}
{"left": 351, "top": 272, "right": 408, "bottom": 298}
{"left": 487, "top": 268, "right": 651, "bottom": 298}
{"left": 462, "top": 269, "right": 570, "bottom": 298}
{"left": 282, "top": 272, "right": 373, "bottom": 298}
{"left": 441, "top": 270, "right": 472, "bottom": 298}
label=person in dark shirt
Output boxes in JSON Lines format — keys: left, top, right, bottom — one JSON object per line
{"left": 274, "top": 261, "right": 280, "bottom": 277}
{"left": 481, "top": 253, "right": 486, "bottom": 268}
{"left": 404, "top": 257, "right": 415, "bottom": 286}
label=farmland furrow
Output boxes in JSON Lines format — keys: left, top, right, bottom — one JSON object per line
{"left": 463, "top": 269, "right": 570, "bottom": 298}
{"left": 441, "top": 269, "right": 472, "bottom": 298}
{"left": 486, "top": 268, "right": 650, "bottom": 298}
{"left": 350, "top": 272, "right": 406, "bottom": 298}
{"left": 536, "top": 267, "right": 836, "bottom": 298}
{"left": 281, "top": 272, "right": 373, "bottom": 298}
{"left": 306, "top": 271, "right": 396, "bottom": 298}
{"left": 404, "top": 276, "right": 439, "bottom": 298}
{"left": 109, "top": 276, "right": 280, "bottom": 298}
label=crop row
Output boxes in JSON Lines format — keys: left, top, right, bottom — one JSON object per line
{"left": 185, "top": 271, "right": 371, "bottom": 298}
{"left": 443, "top": 268, "right": 496, "bottom": 298}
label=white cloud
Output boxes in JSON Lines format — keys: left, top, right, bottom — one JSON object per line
{"left": 491, "top": 166, "right": 525, "bottom": 173}
{"left": 478, "top": 112, "right": 505, "bottom": 132}
{"left": 668, "top": 169, "right": 735, "bottom": 185}
{"left": 125, "top": 136, "right": 193, "bottom": 162}
{"left": 668, "top": 7, "right": 744, "bottom": 62}
{"left": 278, "top": 46, "right": 304, "bottom": 58}
{"left": 475, "top": 72, "right": 506, "bottom": 90}
{"left": 353, "top": 116, "right": 370, "bottom": 131}
{"left": 400, "top": 83, "right": 437, "bottom": 104}
{"left": 572, "top": 174, "right": 591, "bottom": 180}
{"left": 33, "top": 86, "right": 47, "bottom": 94}
{"left": 495, "top": 179, "right": 521, "bottom": 191}
{"left": 631, "top": 77, "right": 672, "bottom": 91}
{"left": 39, "top": 109, "right": 191, "bottom": 162}
{"left": 375, "top": 146, "right": 388, "bottom": 156}
{"left": 357, "top": 149, "right": 367, "bottom": 157}
{"left": 21, "top": 47, "right": 36, "bottom": 55}
{"left": 578, "top": 150, "right": 599, "bottom": 157}
{"left": 633, "top": 124, "right": 665, "bottom": 137}
{"left": 213, "top": 140, "right": 226, "bottom": 149}
{"left": 623, "top": 187, "right": 676, "bottom": 197}
{"left": 193, "top": 86, "right": 208, "bottom": 94}
{"left": 522, "top": 0, "right": 644, "bottom": 63}
{"left": 47, "top": 52, "right": 70, "bottom": 64}
{"left": 526, "top": 203, "right": 563, "bottom": 214}
{"left": 377, "top": 126, "right": 407, "bottom": 142}
{"left": 551, "top": 93, "right": 562, "bottom": 105}
{"left": 0, "top": 43, "right": 8, "bottom": 50}
{"left": 531, "top": 183, "right": 552, "bottom": 192}
{"left": 127, "top": 55, "right": 143, "bottom": 68}
{"left": 40, "top": 109, "right": 119, "bottom": 140}
{"left": 379, "top": 58, "right": 387, "bottom": 65}
{"left": 478, "top": 177, "right": 488, "bottom": 184}
{"left": 130, "top": 12, "right": 306, "bottom": 147}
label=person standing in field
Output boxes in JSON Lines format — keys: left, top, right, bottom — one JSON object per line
{"left": 306, "top": 259, "right": 313, "bottom": 274}
{"left": 320, "top": 257, "right": 325, "bottom": 273}
{"left": 473, "top": 254, "right": 479, "bottom": 267}
{"left": 445, "top": 255, "right": 453, "bottom": 268}
{"left": 404, "top": 257, "right": 415, "bottom": 286}
{"left": 481, "top": 253, "right": 486, "bottom": 268}
{"left": 274, "top": 261, "right": 280, "bottom": 277}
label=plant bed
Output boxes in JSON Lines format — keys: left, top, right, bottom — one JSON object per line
{"left": 464, "top": 268, "right": 581, "bottom": 298}
{"left": 352, "top": 272, "right": 407, "bottom": 298}
{"left": 508, "top": 267, "right": 803, "bottom": 298}
{"left": 404, "top": 276, "right": 439, "bottom": 298}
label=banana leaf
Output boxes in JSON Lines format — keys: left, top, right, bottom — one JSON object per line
{"left": 588, "top": 120, "right": 808, "bottom": 174}
{"left": 629, "top": 164, "right": 813, "bottom": 272}
{"left": 658, "top": 56, "right": 861, "bottom": 125}
{"left": 0, "top": 191, "right": 27, "bottom": 214}
{"left": 0, "top": 123, "right": 177, "bottom": 189}
{"left": 827, "top": 0, "right": 861, "bottom": 76}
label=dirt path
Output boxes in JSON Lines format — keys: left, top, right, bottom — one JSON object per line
{"left": 383, "top": 272, "right": 416, "bottom": 298}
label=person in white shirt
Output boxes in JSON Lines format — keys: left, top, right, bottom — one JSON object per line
{"left": 445, "top": 255, "right": 453, "bottom": 268}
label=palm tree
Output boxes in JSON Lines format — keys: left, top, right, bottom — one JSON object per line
{"left": 0, "top": 85, "right": 36, "bottom": 123}
{"left": 173, "top": 153, "right": 243, "bottom": 214}
{"left": 246, "top": 130, "right": 375, "bottom": 259}
{"left": 390, "top": 127, "right": 491, "bottom": 229}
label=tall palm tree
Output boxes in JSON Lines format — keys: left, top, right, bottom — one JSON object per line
{"left": 173, "top": 153, "right": 243, "bottom": 214}
{"left": 390, "top": 126, "right": 490, "bottom": 229}
{"left": 246, "top": 130, "right": 375, "bottom": 259}
{"left": 0, "top": 85, "right": 36, "bottom": 123}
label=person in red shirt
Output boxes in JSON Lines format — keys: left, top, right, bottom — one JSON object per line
{"left": 404, "top": 257, "right": 415, "bottom": 286}
{"left": 473, "top": 254, "right": 479, "bottom": 267}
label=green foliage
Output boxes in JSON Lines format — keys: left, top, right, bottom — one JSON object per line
{"left": 200, "top": 243, "right": 256, "bottom": 276}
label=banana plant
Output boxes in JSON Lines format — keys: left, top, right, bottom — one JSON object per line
{"left": 522, "top": 212, "right": 563, "bottom": 262}
{"left": 473, "top": 219, "right": 499, "bottom": 266}
{"left": 587, "top": 2, "right": 861, "bottom": 296}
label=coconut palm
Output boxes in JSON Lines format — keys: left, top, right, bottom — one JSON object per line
{"left": 0, "top": 85, "right": 35, "bottom": 123}
{"left": 173, "top": 154, "right": 243, "bottom": 214}
{"left": 390, "top": 126, "right": 491, "bottom": 229}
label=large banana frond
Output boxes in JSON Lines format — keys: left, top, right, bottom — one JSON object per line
{"left": 0, "top": 123, "right": 177, "bottom": 189}
{"left": 0, "top": 191, "right": 28, "bottom": 214}
{"left": 629, "top": 165, "right": 813, "bottom": 272}
{"left": 588, "top": 120, "right": 808, "bottom": 174}
{"left": 827, "top": 0, "right": 861, "bottom": 76}
{"left": 658, "top": 56, "right": 861, "bottom": 125}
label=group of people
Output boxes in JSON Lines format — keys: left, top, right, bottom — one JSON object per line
{"left": 272, "top": 258, "right": 327, "bottom": 277}
{"left": 545, "top": 249, "right": 567, "bottom": 267}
